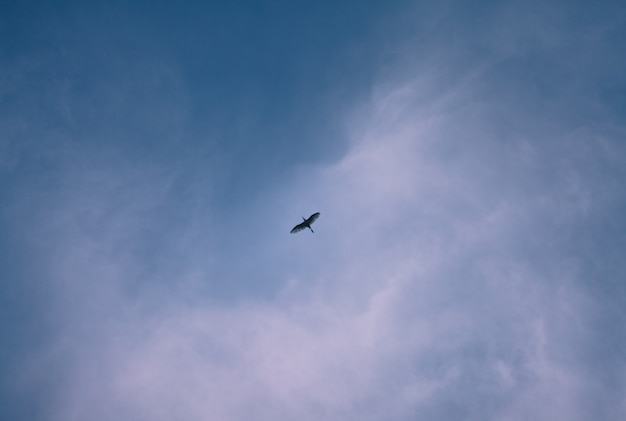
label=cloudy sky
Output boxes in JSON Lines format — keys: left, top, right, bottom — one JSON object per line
{"left": 1, "top": 1, "right": 625, "bottom": 420}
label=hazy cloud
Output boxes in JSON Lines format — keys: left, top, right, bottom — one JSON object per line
{"left": 2, "top": 1, "right": 625, "bottom": 420}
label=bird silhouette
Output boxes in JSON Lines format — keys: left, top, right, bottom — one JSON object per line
{"left": 290, "top": 212, "right": 320, "bottom": 234}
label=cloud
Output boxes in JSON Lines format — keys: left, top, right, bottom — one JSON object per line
{"left": 4, "top": 2, "right": 626, "bottom": 420}
{"left": 16, "top": 59, "right": 622, "bottom": 420}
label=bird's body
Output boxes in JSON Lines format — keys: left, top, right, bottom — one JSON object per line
{"left": 290, "top": 212, "right": 320, "bottom": 233}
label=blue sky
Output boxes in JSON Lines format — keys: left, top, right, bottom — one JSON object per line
{"left": 1, "top": 1, "right": 626, "bottom": 420}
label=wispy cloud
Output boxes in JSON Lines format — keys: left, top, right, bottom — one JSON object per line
{"left": 18, "top": 55, "right": 622, "bottom": 420}
{"left": 3, "top": 1, "right": 625, "bottom": 420}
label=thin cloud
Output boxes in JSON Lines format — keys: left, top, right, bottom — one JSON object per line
{"left": 3, "top": 1, "right": 625, "bottom": 420}
{"left": 24, "top": 59, "right": 624, "bottom": 420}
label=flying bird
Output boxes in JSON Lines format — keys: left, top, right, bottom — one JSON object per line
{"left": 290, "top": 212, "right": 320, "bottom": 234}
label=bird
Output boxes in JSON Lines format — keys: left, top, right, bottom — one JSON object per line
{"left": 290, "top": 212, "right": 320, "bottom": 234}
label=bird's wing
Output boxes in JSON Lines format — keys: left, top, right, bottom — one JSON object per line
{"left": 290, "top": 222, "right": 307, "bottom": 233}
{"left": 307, "top": 212, "right": 320, "bottom": 224}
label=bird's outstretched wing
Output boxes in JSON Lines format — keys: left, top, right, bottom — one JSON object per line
{"left": 290, "top": 222, "right": 307, "bottom": 233}
{"left": 307, "top": 212, "right": 320, "bottom": 224}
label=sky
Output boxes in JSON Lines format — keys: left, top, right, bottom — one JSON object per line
{"left": 1, "top": 0, "right": 626, "bottom": 420}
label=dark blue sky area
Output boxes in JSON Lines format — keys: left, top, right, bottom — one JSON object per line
{"left": 1, "top": 1, "right": 410, "bottom": 185}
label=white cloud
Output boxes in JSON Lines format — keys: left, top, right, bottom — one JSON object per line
{"left": 10, "top": 5, "right": 626, "bottom": 418}
{"left": 21, "top": 64, "right": 622, "bottom": 421}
